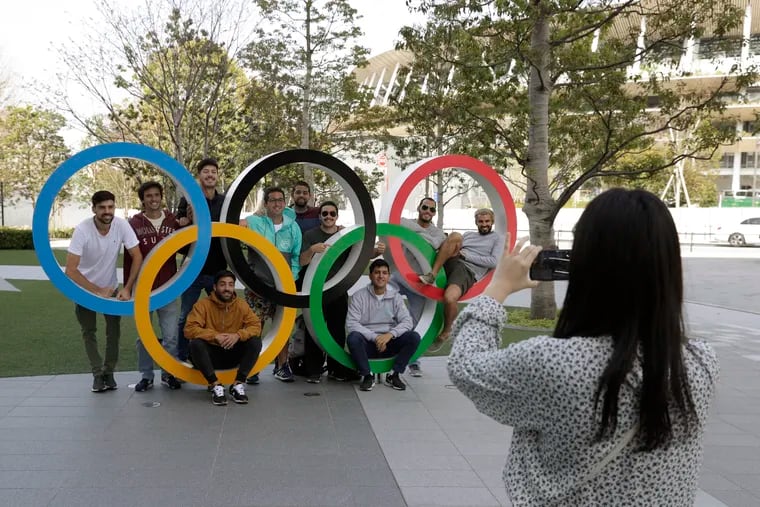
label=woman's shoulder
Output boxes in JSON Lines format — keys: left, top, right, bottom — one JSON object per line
{"left": 684, "top": 339, "right": 720, "bottom": 382}
{"left": 507, "top": 335, "right": 614, "bottom": 375}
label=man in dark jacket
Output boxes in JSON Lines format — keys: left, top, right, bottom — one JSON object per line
{"left": 174, "top": 157, "right": 227, "bottom": 361}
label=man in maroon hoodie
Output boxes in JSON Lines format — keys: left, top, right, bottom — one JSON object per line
{"left": 124, "top": 181, "right": 183, "bottom": 392}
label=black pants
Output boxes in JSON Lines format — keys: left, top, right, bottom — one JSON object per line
{"left": 189, "top": 338, "right": 262, "bottom": 384}
{"left": 346, "top": 331, "right": 421, "bottom": 376}
{"left": 300, "top": 293, "right": 354, "bottom": 377}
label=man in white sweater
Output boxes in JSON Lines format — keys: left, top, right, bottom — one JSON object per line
{"left": 419, "top": 208, "right": 502, "bottom": 350}
{"left": 346, "top": 259, "right": 421, "bottom": 392}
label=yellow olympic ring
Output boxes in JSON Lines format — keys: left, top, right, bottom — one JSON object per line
{"left": 134, "top": 223, "right": 297, "bottom": 385}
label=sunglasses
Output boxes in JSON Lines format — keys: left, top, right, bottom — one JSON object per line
{"left": 321, "top": 210, "right": 337, "bottom": 217}
{"left": 420, "top": 204, "right": 436, "bottom": 213}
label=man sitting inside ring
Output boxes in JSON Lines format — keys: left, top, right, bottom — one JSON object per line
{"left": 184, "top": 270, "right": 262, "bottom": 406}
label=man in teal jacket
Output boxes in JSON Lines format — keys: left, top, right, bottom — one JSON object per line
{"left": 241, "top": 186, "right": 302, "bottom": 383}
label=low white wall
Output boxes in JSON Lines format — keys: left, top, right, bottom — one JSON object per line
{"left": 5, "top": 195, "right": 759, "bottom": 245}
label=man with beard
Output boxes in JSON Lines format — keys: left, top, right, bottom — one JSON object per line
{"left": 242, "top": 187, "right": 302, "bottom": 383}
{"left": 184, "top": 270, "right": 262, "bottom": 406}
{"left": 297, "top": 201, "right": 385, "bottom": 383}
{"left": 125, "top": 181, "right": 182, "bottom": 392}
{"left": 419, "top": 208, "right": 502, "bottom": 351}
{"left": 391, "top": 197, "right": 446, "bottom": 377}
{"left": 65, "top": 190, "right": 143, "bottom": 393}
{"left": 175, "top": 158, "right": 227, "bottom": 363}
{"left": 291, "top": 180, "right": 320, "bottom": 233}
{"left": 346, "top": 259, "right": 421, "bottom": 392}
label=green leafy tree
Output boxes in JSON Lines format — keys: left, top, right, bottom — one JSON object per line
{"left": 0, "top": 105, "right": 71, "bottom": 209}
{"left": 241, "top": 0, "right": 379, "bottom": 198}
{"left": 397, "top": 0, "right": 755, "bottom": 317}
{"left": 54, "top": 0, "right": 257, "bottom": 206}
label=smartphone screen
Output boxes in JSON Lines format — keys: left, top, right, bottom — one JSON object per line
{"left": 530, "top": 249, "right": 570, "bottom": 281}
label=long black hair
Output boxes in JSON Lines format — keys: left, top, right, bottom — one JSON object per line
{"left": 553, "top": 188, "right": 695, "bottom": 450}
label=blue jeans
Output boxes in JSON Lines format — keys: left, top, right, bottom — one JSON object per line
{"left": 390, "top": 272, "right": 426, "bottom": 368}
{"left": 346, "top": 331, "right": 421, "bottom": 376}
{"left": 137, "top": 299, "right": 179, "bottom": 380}
{"left": 176, "top": 274, "right": 215, "bottom": 361}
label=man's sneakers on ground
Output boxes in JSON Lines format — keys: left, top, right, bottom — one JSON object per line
{"left": 91, "top": 375, "right": 107, "bottom": 393}
{"left": 385, "top": 372, "right": 406, "bottom": 391}
{"left": 274, "top": 363, "right": 295, "bottom": 382}
{"left": 209, "top": 383, "right": 248, "bottom": 405}
{"left": 211, "top": 384, "right": 227, "bottom": 406}
{"left": 359, "top": 374, "right": 375, "bottom": 391}
{"left": 418, "top": 272, "right": 436, "bottom": 285}
{"left": 245, "top": 374, "right": 260, "bottom": 385}
{"left": 135, "top": 378, "right": 154, "bottom": 392}
{"left": 408, "top": 363, "right": 423, "bottom": 377}
{"left": 306, "top": 373, "right": 322, "bottom": 384}
{"left": 161, "top": 373, "right": 182, "bottom": 390}
{"left": 92, "top": 373, "right": 118, "bottom": 392}
{"left": 229, "top": 383, "right": 248, "bottom": 404}
{"left": 103, "top": 373, "right": 117, "bottom": 390}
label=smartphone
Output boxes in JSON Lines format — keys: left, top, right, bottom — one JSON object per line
{"left": 530, "top": 249, "right": 570, "bottom": 281}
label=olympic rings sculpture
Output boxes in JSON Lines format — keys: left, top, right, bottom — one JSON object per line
{"left": 34, "top": 143, "right": 516, "bottom": 384}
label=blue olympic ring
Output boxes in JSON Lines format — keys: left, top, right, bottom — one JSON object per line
{"left": 32, "top": 142, "right": 212, "bottom": 316}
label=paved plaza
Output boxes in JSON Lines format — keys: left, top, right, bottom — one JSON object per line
{"left": 1, "top": 249, "right": 760, "bottom": 506}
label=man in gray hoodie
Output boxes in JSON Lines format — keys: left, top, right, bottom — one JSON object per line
{"left": 419, "top": 208, "right": 502, "bottom": 350}
{"left": 346, "top": 259, "right": 421, "bottom": 392}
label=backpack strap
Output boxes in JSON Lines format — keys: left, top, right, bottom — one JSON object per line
{"left": 578, "top": 423, "right": 639, "bottom": 486}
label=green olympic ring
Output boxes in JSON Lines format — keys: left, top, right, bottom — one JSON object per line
{"left": 302, "top": 223, "right": 445, "bottom": 373}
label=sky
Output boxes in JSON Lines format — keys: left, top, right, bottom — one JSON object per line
{"left": 0, "top": 0, "right": 423, "bottom": 144}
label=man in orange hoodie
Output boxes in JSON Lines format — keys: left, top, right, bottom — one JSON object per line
{"left": 184, "top": 270, "right": 262, "bottom": 406}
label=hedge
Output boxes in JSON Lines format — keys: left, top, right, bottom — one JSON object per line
{"left": 0, "top": 227, "right": 34, "bottom": 249}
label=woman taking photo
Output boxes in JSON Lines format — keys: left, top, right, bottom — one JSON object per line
{"left": 448, "top": 189, "right": 718, "bottom": 506}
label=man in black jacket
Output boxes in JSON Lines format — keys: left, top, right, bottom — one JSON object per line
{"left": 175, "top": 157, "right": 228, "bottom": 362}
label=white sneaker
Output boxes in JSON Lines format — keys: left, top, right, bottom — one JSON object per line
{"left": 229, "top": 383, "right": 248, "bottom": 404}
{"left": 211, "top": 384, "right": 227, "bottom": 406}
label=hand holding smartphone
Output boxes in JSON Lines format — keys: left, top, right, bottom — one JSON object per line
{"left": 529, "top": 249, "right": 570, "bottom": 281}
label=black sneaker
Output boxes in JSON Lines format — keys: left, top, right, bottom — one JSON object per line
{"left": 306, "top": 374, "right": 321, "bottom": 384}
{"left": 245, "top": 374, "right": 260, "bottom": 385}
{"left": 91, "top": 375, "right": 106, "bottom": 393}
{"left": 274, "top": 363, "right": 295, "bottom": 382}
{"left": 328, "top": 371, "right": 348, "bottom": 382}
{"left": 408, "top": 363, "right": 423, "bottom": 377}
{"left": 103, "top": 373, "right": 118, "bottom": 390}
{"left": 359, "top": 375, "right": 375, "bottom": 391}
{"left": 385, "top": 372, "right": 406, "bottom": 391}
{"left": 211, "top": 385, "right": 227, "bottom": 406}
{"left": 229, "top": 383, "right": 248, "bottom": 404}
{"left": 135, "top": 378, "right": 153, "bottom": 392}
{"left": 161, "top": 374, "right": 182, "bottom": 390}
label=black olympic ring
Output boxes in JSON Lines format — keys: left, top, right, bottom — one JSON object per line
{"left": 220, "top": 149, "right": 377, "bottom": 308}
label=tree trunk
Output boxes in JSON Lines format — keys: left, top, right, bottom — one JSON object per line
{"left": 523, "top": 4, "right": 558, "bottom": 319}
{"left": 300, "top": 0, "right": 316, "bottom": 202}
{"left": 436, "top": 170, "right": 444, "bottom": 228}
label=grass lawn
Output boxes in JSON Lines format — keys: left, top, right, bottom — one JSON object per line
{"left": 0, "top": 279, "right": 139, "bottom": 378}
{"left": 422, "top": 306, "right": 550, "bottom": 357}
{"left": 0, "top": 249, "right": 70, "bottom": 266}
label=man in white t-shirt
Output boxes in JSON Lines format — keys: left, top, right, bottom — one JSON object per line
{"left": 65, "top": 190, "right": 143, "bottom": 393}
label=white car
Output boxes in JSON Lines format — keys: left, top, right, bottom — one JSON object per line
{"left": 713, "top": 217, "right": 760, "bottom": 246}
